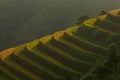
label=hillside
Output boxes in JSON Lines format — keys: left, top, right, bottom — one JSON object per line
{"left": 0, "top": 9, "right": 120, "bottom": 80}
{"left": 0, "top": 0, "right": 120, "bottom": 51}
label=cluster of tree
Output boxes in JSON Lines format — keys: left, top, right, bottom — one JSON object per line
{"left": 71, "top": 43, "right": 120, "bottom": 80}
{"left": 76, "top": 15, "right": 89, "bottom": 26}
{"left": 76, "top": 10, "right": 107, "bottom": 26}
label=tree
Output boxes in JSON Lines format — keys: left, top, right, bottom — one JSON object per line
{"left": 72, "top": 44, "right": 120, "bottom": 80}
{"left": 76, "top": 15, "right": 89, "bottom": 26}
{"left": 99, "top": 10, "right": 107, "bottom": 15}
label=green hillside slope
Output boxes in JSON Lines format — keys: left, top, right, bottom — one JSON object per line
{"left": 0, "top": 9, "right": 120, "bottom": 80}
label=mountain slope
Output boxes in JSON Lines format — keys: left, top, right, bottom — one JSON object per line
{"left": 0, "top": 9, "right": 120, "bottom": 80}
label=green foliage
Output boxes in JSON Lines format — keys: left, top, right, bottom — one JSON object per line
{"left": 0, "top": 9, "right": 120, "bottom": 80}
{"left": 76, "top": 15, "right": 89, "bottom": 25}
{"left": 71, "top": 44, "right": 120, "bottom": 80}
{"left": 99, "top": 10, "right": 107, "bottom": 15}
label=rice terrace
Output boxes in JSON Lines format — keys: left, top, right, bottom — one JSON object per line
{"left": 0, "top": 9, "right": 120, "bottom": 80}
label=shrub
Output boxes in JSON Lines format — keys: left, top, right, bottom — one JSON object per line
{"left": 76, "top": 15, "right": 89, "bottom": 26}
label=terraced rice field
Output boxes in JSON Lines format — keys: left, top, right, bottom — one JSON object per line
{"left": 0, "top": 9, "right": 120, "bottom": 80}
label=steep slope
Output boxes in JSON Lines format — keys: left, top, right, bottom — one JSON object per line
{"left": 0, "top": 9, "right": 120, "bottom": 80}
{"left": 0, "top": 0, "right": 120, "bottom": 51}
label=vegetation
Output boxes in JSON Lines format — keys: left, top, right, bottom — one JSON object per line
{"left": 76, "top": 15, "right": 89, "bottom": 25}
{"left": 72, "top": 44, "right": 120, "bottom": 80}
{"left": 99, "top": 10, "right": 107, "bottom": 15}
{"left": 0, "top": 9, "right": 120, "bottom": 80}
